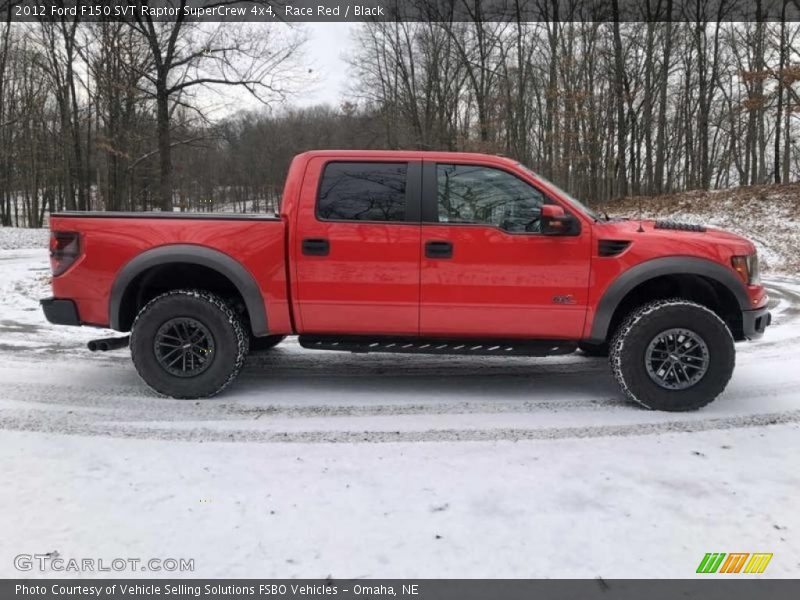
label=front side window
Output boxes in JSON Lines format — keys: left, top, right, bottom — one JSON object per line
{"left": 437, "top": 164, "right": 545, "bottom": 233}
{"left": 516, "top": 163, "right": 599, "bottom": 221}
{"left": 318, "top": 162, "right": 407, "bottom": 222}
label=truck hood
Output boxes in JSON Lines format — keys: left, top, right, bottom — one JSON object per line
{"left": 594, "top": 219, "right": 756, "bottom": 255}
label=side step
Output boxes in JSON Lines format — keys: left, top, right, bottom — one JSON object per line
{"left": 298, "top": 335, "right": 576, "bottom": 357}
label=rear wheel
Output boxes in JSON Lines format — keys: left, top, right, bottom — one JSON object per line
{"left": 610, "top": 299, "right": 735, "bottom": 411}
{"left": 130, "top": 289, "right": 248, "bottom": 399}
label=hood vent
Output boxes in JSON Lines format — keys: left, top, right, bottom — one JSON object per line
{"left": 598, "top": 240, "right": 631, "bottom": 257}
{"left": 654, "top": 220, "right": 707, "bottom": 233}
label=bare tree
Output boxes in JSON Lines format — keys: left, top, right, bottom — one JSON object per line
{"left": 36, "top": 14, "right": 90, "bottom": 210}
{"left": 125, "top": 1, "right": 306, "bottom": 210}
{"left": 80, "top": 22, "right": 151, "bottom": 210}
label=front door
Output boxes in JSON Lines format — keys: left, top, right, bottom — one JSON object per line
{"left": 294, "top": 158, "right": 422, "bottom": 335}
{"left": 419, "top": 161, "right": 592, "bottom": 339}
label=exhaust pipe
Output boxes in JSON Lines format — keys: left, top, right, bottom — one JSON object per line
{"left": 87, "top": 335, "right": 130, "bottom": 352}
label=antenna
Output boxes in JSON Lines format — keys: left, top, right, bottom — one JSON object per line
{"left": 636, "top": 194, "right": 645, "bottom": 233}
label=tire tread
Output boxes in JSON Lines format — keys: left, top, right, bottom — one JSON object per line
{"left": 130, "top": 289, "right": 248, "bottom": 398}
{"left": 610, "top": 298, "right": 734, "bottom": 411}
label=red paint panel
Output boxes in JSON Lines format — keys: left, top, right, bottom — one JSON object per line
{"left": 49, "top": 216, "right": 292, "bottom": 333}
{"left": 420, "top": 224, "right": 592, "bottom": 338}
{"left": 290, "top": 157, "right": 421, "bottom": 335}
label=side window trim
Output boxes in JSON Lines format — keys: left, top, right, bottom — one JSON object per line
{"left": 422, "top": 161, "right": 558, "bottom": 235}
{"left": 315, "top": 160, "right": 422, "bottom": 225}
{"left": 405, "top": 160, "right": 422, "bottom": 222}
{"left": 421, "top": 160, "right": 438, "bottom": 223}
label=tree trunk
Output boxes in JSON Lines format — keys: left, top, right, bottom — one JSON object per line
{"left": 156, "top": 83, "right": 172, "bottom": 211}
{"left": 774, "top": 1, "right": 787, "bottom": 183}
{"left": 612, "top": 5, "right": 627, "bottom": 198}
{"left": 654, "top": 3, "right": 673, "bottom": 194}
{"left": 643, "top": 21, "right": 656, "bottom": 194}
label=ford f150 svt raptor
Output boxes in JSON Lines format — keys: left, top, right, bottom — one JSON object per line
{"left": 41, "top": 151, "right": 770, "bottom": 410}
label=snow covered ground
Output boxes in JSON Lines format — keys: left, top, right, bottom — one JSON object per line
{"left": 0, "top": 239, "right": 799, "bottom": 578}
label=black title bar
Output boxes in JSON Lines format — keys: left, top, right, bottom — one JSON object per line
{"left": 3, "top": 0, "right": 800, "bottom": 22}
{"left": 5, "top": 580, "right": 800, "bottom": 600}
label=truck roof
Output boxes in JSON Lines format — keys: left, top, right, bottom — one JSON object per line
{"left": 295, "top": 149, "right": 520, "bottom": 165}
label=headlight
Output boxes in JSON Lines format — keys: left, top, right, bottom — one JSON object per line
{"left": 731, "top": 254, "right": 760, "bottom": 285}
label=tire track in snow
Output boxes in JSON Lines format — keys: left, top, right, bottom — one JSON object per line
{"left": 0, "top": 408, "right": 798, "bottom": 443}
{"left": 0, "top": 377, "right": 628, "bottom": 417}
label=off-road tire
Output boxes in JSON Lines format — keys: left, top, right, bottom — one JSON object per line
{"left": 249, "top": 335, "right": 287, "bottom": 353}
{"left": 131, "top": 289, "right": 249, "bottom": 399}
{"left": 578, "top": 342, "right": 609, "bottom": 357}
{"left": 610, "top": 299, "right": 735, "bottom": 411}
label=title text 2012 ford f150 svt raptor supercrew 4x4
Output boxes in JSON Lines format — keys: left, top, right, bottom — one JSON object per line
{"left": 41, "top": 151, "right": 770, "bottom": 411}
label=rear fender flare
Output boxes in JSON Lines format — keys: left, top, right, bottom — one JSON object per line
{"left": 109, "top": 244, "right": 268, "bottom": 336}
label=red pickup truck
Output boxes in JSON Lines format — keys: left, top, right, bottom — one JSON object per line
{"left": 41, "top": 150, "right": 770, "bottom": 411}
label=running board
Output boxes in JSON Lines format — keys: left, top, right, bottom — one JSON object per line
{"left": 298, "top": 335, "right": 577, "bottom": 357}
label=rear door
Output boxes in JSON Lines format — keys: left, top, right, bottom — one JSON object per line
{"left": 419, "top": 161, "right": 592, "bottom": 339}
{"left": 293, "top": 158, "right": 422, "bottom": 335}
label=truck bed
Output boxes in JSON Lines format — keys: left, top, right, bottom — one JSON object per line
{"left": 48, "top": 212, "right": 292, "bottom": 334}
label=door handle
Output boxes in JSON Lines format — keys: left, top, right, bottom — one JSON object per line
{"left": 302, "top": 238, "right": 330, "bottom": 256}
{"left": 425, "top": 240, "right": 453, "bottom": 259}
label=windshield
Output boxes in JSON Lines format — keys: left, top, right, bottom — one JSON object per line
{"left": 517, "top": 164, "right": 600, "bottom": 221}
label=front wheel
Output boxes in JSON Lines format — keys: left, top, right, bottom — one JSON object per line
{"left": 130, "top": 289, "right": 249, "bottom": 399}
{"left": 610, "top": 299, "right": 735, "bottom": 411}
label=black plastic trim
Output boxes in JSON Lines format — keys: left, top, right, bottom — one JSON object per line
{"left": 405, "top": 160, "right": 422, "bottom": 223}
{"left": 588, "top": 256, "right": 751, "bottom": 343}
{"left": 598, "top": 239, "right": 631, "bottom": 257}
{"left": 109, "top": 245, "right": 268, "bottom": 336}
{"left": 425, "top": 240, "right": 453, "bottom": 259}
{"left": 299, "top": 335, "right": 577, "bottom": 357}
{"left": 40, "top": 297, "right": 80, "bottom": 326}
{"left": 742, "top": 306, "right": 771, "bottom": 340}
{"left": 302, "top": 238, "right": 330, "bottom": 256}
{"left": 654, "top": 220, "right": 707, "bottom": 233}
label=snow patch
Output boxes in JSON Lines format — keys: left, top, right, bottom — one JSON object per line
{"left": 0, "top": 227, "right": 49, "bottom": 250}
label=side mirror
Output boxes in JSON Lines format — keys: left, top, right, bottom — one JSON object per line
{"left": 541, "top": 204, "right": 579, "bottom": 235}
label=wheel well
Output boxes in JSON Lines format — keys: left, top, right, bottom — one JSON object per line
{"left": 117, "top": 263, "right": 249, "bottom": 332}
{"left": 605, "top": 274, "right": 743, "bottom": 342}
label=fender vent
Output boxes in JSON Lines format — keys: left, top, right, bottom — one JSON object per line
{"left": 654, "top": 220, "right": 707, "bottom": 232}
{"left": 598, "top": 240, "right": 631, "bottom": 257}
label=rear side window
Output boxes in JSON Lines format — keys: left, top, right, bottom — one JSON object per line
{"left": 317, "top": 162, "right": 407, "bottom": 222}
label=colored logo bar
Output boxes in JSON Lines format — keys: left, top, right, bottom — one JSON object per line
{"left": 697, "top": 553, "right": 773, "bottom": 574}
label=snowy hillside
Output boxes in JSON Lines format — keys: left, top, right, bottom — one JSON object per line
{"left": 606, "top": 183, "right": 800, "bottom": 274}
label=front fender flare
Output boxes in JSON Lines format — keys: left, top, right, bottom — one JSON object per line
{"left": 588, "top": 256, "right": 749, "bottom": 343}
{"left": 109, "top": 244, "right": 268, "bottom": 336}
